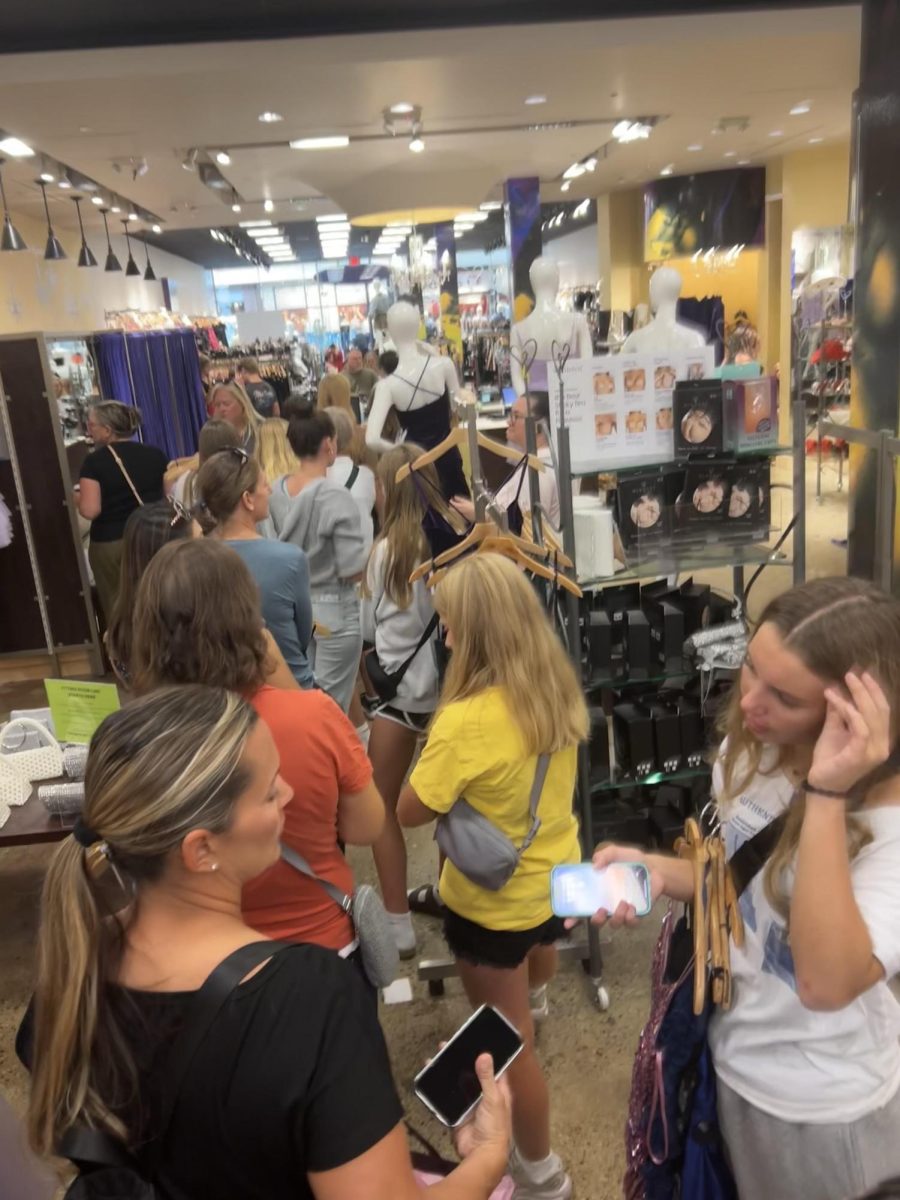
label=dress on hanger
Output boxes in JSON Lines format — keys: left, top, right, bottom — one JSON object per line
{"left": 392, "top": 364, "right": 469, "bottom": 500}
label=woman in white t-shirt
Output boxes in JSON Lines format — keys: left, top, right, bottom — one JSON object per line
{"left": 590, "top": 576, "right": 900, "bottom": 1200}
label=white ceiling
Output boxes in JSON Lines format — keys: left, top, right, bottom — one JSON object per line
{"left": 0, "top": 5, "right": 861, "bottom": 239}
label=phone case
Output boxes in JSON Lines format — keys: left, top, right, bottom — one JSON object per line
{"left": 413, "top": 1004, "right": 524, "bottom": 1128}
{"left": 549, "top": 862, "right": 652, "bottom": 919}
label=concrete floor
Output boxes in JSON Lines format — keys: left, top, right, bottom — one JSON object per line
{"left": 0, "top": 456, "right": 849, "bottom": 1197}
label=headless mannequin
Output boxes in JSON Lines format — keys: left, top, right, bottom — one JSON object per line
{"left": 366, "top": 300, "right": 468, "bottom": 499}
{"left": 510, "top": 257, "right": 593, "bottom": 395}
{"left": 622, "top": 265, "right": 707, "bottom": 354}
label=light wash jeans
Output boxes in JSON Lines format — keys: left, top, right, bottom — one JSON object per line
{"left": 309, "top": 585, "right": 362, "bottom": 714}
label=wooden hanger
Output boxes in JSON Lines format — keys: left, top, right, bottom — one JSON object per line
{"left": 410, "top": 520, "right": 535, "bottom": 582}
{"left": 676, "top": 818, "right": 710, "bottom": 1016}
{"left": 520, "top": 520, "right": 575, "bottom": 570}
{"left": 395, "top": 427, "right": 546, "bottom": 484}
{"left": 423, "top": 539, "right": 583, "bottom": 598}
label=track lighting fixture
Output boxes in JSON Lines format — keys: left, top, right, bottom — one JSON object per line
{"left": 0, "top": 160, "right": 26, "bottom": 251}
{"left": 143, "top": 238, "right": 157, "bottom": 281}
{"left": 38, "top": 180, "right": 66, "bottom": 260}
{"left": 100, "top": 209, "right": 121, "bottom": 271}
{"left": 73, "top": 197, "right": 97, "bottom": 267}
{"left": 122, "top": 220, "right": 141, "bottom": 276}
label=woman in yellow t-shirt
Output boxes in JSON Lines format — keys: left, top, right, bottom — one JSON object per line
{"left": 398, "top": 554, "right": 588, "bottom": 1200}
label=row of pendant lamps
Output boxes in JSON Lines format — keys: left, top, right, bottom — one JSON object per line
{"left": 0, "top": 164, "right": 158, "bottom": 280}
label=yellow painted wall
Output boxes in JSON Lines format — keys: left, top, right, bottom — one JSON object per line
{"left": 0, "top": 210, "right": 213, "bottom": 334}
{"left": 608, "top": 189, "right": 644, "bottom": 311}
{"left": 644, "top": 249, "right": 762, "bottom": 326}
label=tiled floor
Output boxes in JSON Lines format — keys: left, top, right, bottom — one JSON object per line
{"left": 0, "top": 458, "right": 849, "bottom": 1197}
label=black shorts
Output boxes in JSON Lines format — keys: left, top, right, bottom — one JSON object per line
{"left": 443, "top": 908, "right": 566, "bottom": 969}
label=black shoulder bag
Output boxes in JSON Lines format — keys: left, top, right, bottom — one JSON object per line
{"left": 57, "top": 940, "right": 292, "bottom": 1199}
{"left": 364, "top": 613, "right": 439, "bottom": 703}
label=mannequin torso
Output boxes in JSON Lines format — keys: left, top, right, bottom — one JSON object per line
{"left": 622, "top": 265, "right": 707, "bottom": 354}
{"left": 510, "top": 257, "right": 593, "bottom": 394}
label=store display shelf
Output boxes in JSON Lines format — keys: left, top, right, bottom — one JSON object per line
{"left": 586, "top": 659, "right": 696, "bottom": 690}
{"left": 570, "top": 443, "right": 794, "bottom": 479}
{"left": 590, "top": 764, "right": 711, "bottom": 795}
{"left": 579, "top": 543, "right": 791, "bottom": 588}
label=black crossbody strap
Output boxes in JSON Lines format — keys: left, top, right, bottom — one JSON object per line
{"left": 394, "top": 611, "right": 439, "bottom": 676}
{"left": 344, "top": 464, "right": 360, "bottom": 491}
{"left": 728, "top": 811, "right": 788, "bottom": 898}
{"left": 57, "top": 940, "right": 293, "bottom": 1171}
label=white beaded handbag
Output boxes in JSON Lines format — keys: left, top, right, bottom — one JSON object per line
{"left": 0, "top": 717, "right": 64, "bottom": 784}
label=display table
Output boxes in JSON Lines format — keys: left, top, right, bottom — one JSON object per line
{"left": 0, "top": 784, "right": 75, "bottom": 848}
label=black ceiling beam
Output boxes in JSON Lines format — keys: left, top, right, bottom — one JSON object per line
{"left": 0, "top": 0, "right": 851, "bottom": 54}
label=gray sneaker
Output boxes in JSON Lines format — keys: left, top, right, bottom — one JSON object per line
{"left": 509, "top": 1148, "right": 573, "bottom": 1199}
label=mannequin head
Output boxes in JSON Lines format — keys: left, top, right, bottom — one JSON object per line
{"left": 529, "top": 257, "right": 560, "bottom": 301}
{"left": 648, "top": 266, "right": 684, "bottom": 313}
{"left": 387, "top": 300, "right": 421, "bottom": 346}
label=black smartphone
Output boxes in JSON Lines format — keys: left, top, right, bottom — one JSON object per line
{"left": 413, "top": 1004, "right": 524, "bottom": 1127}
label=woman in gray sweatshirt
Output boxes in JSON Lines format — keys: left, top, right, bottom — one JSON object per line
{"left": 267, "top": 402, "right": 367, "bottom": 713}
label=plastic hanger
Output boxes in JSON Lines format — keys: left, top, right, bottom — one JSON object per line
{"left": 394, "top": 427, "right": 546, "bottom": 485}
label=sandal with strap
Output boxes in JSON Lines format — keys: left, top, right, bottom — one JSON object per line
{"left": 407, "top": 884, "right": 445, "bottom": 918}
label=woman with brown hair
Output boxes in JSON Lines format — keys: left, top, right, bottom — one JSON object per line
{"left": 76, "top": 401, "right": 167, "bottom": 622}
{"left": 399, "top": 553, "right": 589, "bottom": 1200}
{"left": 209, "top": 380, "right": 262, "bottom": 456}
{"left": 18, "top": 686, "right": 510, "bottom": 1198}
{"left": 591, "top": 577, "right": 900, "bottom": 1200}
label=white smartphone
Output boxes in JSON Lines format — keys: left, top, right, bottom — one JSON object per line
{"left": 550, "top": 861, "right": 652, "bottom": 919}
{"left": 413, "top": 1004, "right": 524, "bottom": 1128}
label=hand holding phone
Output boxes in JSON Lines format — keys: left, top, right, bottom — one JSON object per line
{"left": 550, "top": 860, "right": 652, "bottom": 920}
{"left": 414, "top": 1005, "right": 524, "bottom": 1128}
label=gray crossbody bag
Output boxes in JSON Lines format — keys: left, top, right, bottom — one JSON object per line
{"left": 435, "top": 754, "right": 550, "bottom": 892}
{"left": 280, "top": 844, "right": 399, "bottom": 989}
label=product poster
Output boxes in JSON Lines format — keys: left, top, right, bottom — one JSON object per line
{"left": 549, "top": 348, "right": 715, "bottom": 473}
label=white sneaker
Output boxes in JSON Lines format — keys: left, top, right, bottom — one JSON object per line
{"left": 509, "top": 1148, "right": 573, "bottom": 1199}
{"left": 529, "top": 984, "right": 550, "bottom": 1023}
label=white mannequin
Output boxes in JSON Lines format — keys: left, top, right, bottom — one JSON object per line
{"left": 366, "top": 301, "right": 462, "bottom": 453}
{"left": 622, "top": 265, "right": 707, "bottom": 354}
{"left": 510, "top": 257, "right": 593, "bottom": 394}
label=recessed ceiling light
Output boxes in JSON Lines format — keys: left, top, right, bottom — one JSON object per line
{"left": 769, "top": 130, "right": 783, "bottom": 137}
{"left": 289, "top": 136, "right": 349, "bottom": 150}
{"left": 152, "top": 224, "right": 162, "bottom": 233}
{"left": 563, "top": 163, "right": 586, "bottom": 180}
{"left": 479, "top": 201, "right": 502, "bottom": 211}
{"left": 660, "top": 164, "right": 675, "bottom": 176}
{"left": 264, "top": 199, "right": 274, "bottom": 213}
{"left": 390, "top": 102, "right": 415, "bottom": 115}
{"left": 738, "top": 158, "right": 751, "bottom": 165}
{"left": 0, "top": 136, "right": 34, "bottom": 158}
{"left": 127, "top": 212, "right": 139, "bottom": 221}
{"left": 525, "top": 95, "right": 547, "bottom": 106}
{"left": 456, "top": 211, "right": 489, "bottom": 223}
{"left": 215, "top": 150, "right": 232, "bottom": 166}
{"left": 724, "top": 150, "right": 737, "bottom": 158}
{"left": 454, "top": 222, "right": 475, "bottom": 232}
{"left": 317, "top": 213, "right": 349, "bottom": 223}
{"left": 687, "top": 143, "right": 703, "bottom": 152}
{"left": 809, "top": 136, "right": 824, "bottom": 144}
{"left": 110, "top": 204, "right": 121, "bottom": 213}
{"left": 58, "top": 179, "right": 72, "bottom": 189}
{"left": 40, "top": 171, "right": 55, "bottom": 182}
{"left": 560, "top": 180, "right": 571, "bottom": 192}
{"left": 241, "top": 220, "right": 272, "bottom": 228}
{"left": 409, "top": 136, "right": 425, "bottom": 153}
{"left": 231, "top": 202, "right": 242, "bottom": 213}
{"left": 790, "top": 101, "right": 811, "bottom": 116}
{"left": 91, "top": 195, "right": 105, "bottom": 206}
{"left": 259, "top": 112, "right": 283, "bottom": 124}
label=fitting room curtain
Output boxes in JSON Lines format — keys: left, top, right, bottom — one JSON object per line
{"left": 93, "top": 330, "right": 207, "bottom": 460}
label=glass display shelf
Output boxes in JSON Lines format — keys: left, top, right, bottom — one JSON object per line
{"left": 590, "top": 764, "right": 711, "bottom": 795}
{"left": 585, "top": 658, "right": 696, "bottom": 690}
{"left": 579, "top": 543, "right": 791, "bottom": 589}
{"left": 570, "top": 444, "right": 794, "bottom": 479}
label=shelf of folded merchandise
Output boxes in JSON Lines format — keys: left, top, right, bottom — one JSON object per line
{"left": 590, "top": 763, "right": 711, "bottom": 796}
{"left": 578, "top": 542, "right": 791, "bottom": 589}
{"left": 570, "top": 443, "right": 795, "bottom": 479}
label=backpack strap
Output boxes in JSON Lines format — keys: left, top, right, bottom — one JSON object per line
{"left": 343, "top": 464, "right": 360, "bottom": 491}
{"left": 727, "top": 811, "right": 788, "bottom": 898}
{"left": 57, "top": 940, "right": 293, "bottom": 1171}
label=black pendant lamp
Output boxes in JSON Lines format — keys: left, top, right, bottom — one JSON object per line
{"left": 38, "top": 180, "right": 66, "bottom": 260}
{"left": 0, "top": 159, "right": 26, "bottom": 251}
{"left": 122, "top": 220, "right": 141, "bottom": 277}
{"left": 142, "top": 238, "right": 157, "bottom": 282}
{"left": 100, "top": 209, "right": 121, "bottom": 272}
{"left": 73, "top": 197, "right": 97, "bottom": 267}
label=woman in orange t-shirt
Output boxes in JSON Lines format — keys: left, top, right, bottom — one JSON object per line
{"left": 131, "top": 538, "right": 385, "bottom": 959}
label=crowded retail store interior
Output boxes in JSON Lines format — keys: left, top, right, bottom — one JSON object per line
{"left": 3, "top": 2, "right": 900, "bottom": 1198}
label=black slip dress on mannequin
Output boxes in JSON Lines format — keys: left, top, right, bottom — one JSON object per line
{"left": 393, "top": 361, "right": 469, "bottom": 501}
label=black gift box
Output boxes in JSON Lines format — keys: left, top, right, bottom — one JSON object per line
{"left": 586, "top": 611, "right": 613, "bottom": 678}
{"left": 674, "top": 380, "right": 724, "bottom": 459}
{"left": 649, "top": 806, "right": 684, "bottom": 851}
{"left": 625, "top": 609, "right": 651, "bottom": 679}
{"left": 644, "top": 598, "right": 685, "bottom": 669}
{"left": 616, "top": 471, "right": 670, "bottom": 551}
{"left": 678, "top": 463, "right": 731, "bottom": 529}
{"left": 645, "top": 701, "right": 683, "bottom": 775}
{"left": 677, "top": 698, "right": 705, "bottom": 768}
{"left": 613, "top": 702, "right": 656, "bottom": 778}
{"left": 655, "top": 783, "right": 694, "bottom": 820}
{"left": 588, "top": 706, "right": 611, "bottom": 783}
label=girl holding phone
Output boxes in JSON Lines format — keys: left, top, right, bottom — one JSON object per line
{"left": 592, "top": 576, "right": 900, "bottom": 1200}
{"left": 398, "top": 554, "right": 588, "bottom": 1200}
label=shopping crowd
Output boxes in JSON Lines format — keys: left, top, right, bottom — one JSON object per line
{"left": 19, "top": 365, "right": 900, "bottom": 1200}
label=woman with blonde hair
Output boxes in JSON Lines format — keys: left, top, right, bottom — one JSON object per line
{"left": 591, "top": 576, "right": 900, "bottom": 1200}
{"left": 317, "top": 371, "right": 354, "bottom": 416}
{"left": 18, "top": 685, "right": 510, "bottom": 1198}
{"left": 209, "top": 380, "right": 262, "bottom": 456}
{"left": 363, "top": 443, "right": 446, "bottom": 957}
{"left": 399, "top": 552, "right": 588, "bottom": 1200}
{"left": 257, "top": 417, "right": 298, "bottom": 482}
{"left": 326, "top": 405, "right": 376, "bottom": 551}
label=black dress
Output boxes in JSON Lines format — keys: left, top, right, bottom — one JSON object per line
{"left": 394, "top": 387, "right": 469, "bottom": 501}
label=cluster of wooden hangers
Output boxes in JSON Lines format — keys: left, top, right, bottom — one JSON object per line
{"left": 676, "top": 818, "right": 745, "bottom": 1014}
{"left": 397, "top": 421, "right": 583, "bottom": 598}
